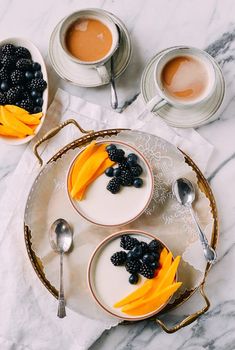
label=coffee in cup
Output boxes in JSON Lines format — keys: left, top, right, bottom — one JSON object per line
{"left": 161, "top": 55, "right": 209, "bottom": 102}
{"left": 59, "top": 9, "right": 119, "bottom": 83}
{"left": 145, "top": 47, "right": 216, "bottom": 112}
{"left": 65, "top": 18, "right": 113, "bottom": 62}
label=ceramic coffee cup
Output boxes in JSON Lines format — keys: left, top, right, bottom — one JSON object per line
{"left": 145, "top": 46, "right": 217, "bottom": 112}
{"left": 59, "top": 9, "right": 119, "bottom": 84}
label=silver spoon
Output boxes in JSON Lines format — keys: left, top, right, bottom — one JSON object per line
{"left": 49, "top": 219, "right": 73, "bottom": 318}
{"left": 172, "top": 178, "right": 217, "bottom": 264}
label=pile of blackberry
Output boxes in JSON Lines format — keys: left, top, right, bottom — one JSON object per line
{"left": 110, "top": 235, "right": 163, "bottom": 284}
{"left": 0, "top": 43, "right": 47, "bottom": 113}
{"left": 105, "top": 144, "right": 144, "bottom": 194}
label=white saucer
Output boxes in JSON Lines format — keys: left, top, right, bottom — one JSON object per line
{"left": 49, "top": 10, "right": 132, "bottom": 87}
{"left": 141, "top": 46, "right": 225, "bottom": 128}
{"left": 67, "top": 141, "right": 154, "bottom": 227}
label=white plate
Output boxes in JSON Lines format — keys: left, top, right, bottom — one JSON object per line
{"left": 49, "top": 10, "right": 132, "bottom": 87}
{"left": 0, "top": 37, "right": 48, "bottom": 145}
{"left": 67, "top": 140, "right": 154, "bottom": 227}
{"left": 88, "top": 230, "right": 173, "bottom": 321}
{"left": 141, "top": 46, "right": 225, "bottom": 128}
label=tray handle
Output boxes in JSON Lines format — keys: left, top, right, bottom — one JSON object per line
{"left": 155, "top": 282, "right": 210, "bottom": 333}
{"left": 33, "top": 119, "right": 93, "bottom": 166}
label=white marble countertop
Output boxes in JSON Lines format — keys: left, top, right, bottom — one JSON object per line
{"left": 1, "top": 0, "right": 235, "bottom": 349}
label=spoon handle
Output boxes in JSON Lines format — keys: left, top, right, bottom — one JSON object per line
{"left": 189, "top": 206, "right": 216, "bottom": 263}
{"left": 110, "top": 56, "right": 118, "bottom": 109}
{"left": 57, "top": 251, "right": 66, "bottom": 318}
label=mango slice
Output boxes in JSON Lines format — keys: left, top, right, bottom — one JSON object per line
{"left": 114, "top": 280, "right": 153, "bottom": 309}
{"left": 0, "top": 125, "right": 25, "bottom": 138}
{"left": 5, "top": 104, "right": 29, "bottom": 115}
{"left": 121, "top": 282, "right": 182, "bottom": 315}
{"left": 159, "top": 248, "right": 168, "bottom": 266}
{"left": 126, "top": 256, "right": 180, "bottom": 308}
{"left": 0, "top": 106, "right": 33, "bottom": 135}
{"left": 70, "top": 144, "right": 109, "bottom": 198}
{"left": 153, "top": 256, "right": 181, "bottom": 294}
{"left": 70, "top": 142, "right": 98, "bottom": 187}
{"left": 75, "top": 157, "right": 115, "bottom": 200}
{"left": 114, "top": 249, "right": 171, "bottom": 308}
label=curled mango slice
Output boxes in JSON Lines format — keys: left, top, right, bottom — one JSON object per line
{"left": 0, "top": 125, "right": 25, "bottom": 138}
{"left": 70, "top": 144, "right": 111, "bottom": 199}
{"left": 121, "top": 282, "right": 182, "bottom": 316}
{"left": 1, "top": 107, "right": 34, "bottom": 135}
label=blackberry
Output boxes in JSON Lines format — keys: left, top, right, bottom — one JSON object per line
{"left": 107, "top": 177, "right": 121, "bottom": 194}
{"left": 1, "top": 55, "right": 16, "bottom": 69}
{"left": 120, "top": 170, "right": 133, "bottom": 186}
{"left": 130, "top": 164, "right": 143, "bottom": 177}
{"left": 11, "top": 70, "right": 25, "bottom": 85}
{"left": 108, "top": 148, "right": 125, "bottom": 162}
{"left": 15, "top": 46, "right": 31, "bottom": 59}
{"left": 1, "top": 44, "right": 15, "bottom": 56}
{"left": 21, "top": 91, "right": 30, "bottom": 100}
{"left": 6, "top": 86, "right": 22, "bottom": 104}
{"left": 139, "top": 263, "right": 155, "bottom": 279}
{"left": 118, "top": 160, "right": 129, "bottom": 171}
{"left": 28, "top": 78, "right": 47, "bottom": 92}
{"left": 110, "top": 251, "right": 127, "bottom": 266}
{"left": 140, "top": 241, "right": 149, "bottom": 254}
{"left": 106, "top": 144, "right": 116, "bottom": 152}
{"left": 0, "top": 92, "right": 7, "bottom": 105}
{"left": 16, "top": 58, "right": 32, "bottom": 71}
{"left": 0, "top": 67, "right": 8, "bottom": 81}
{"left": 148, "top": 240, "right": 163, "bottom": 253}
{"left": 120, "top": 235, "right": 139, "bottom": 250}
{"left": 129, "top": 274, "right": 139, "bottom": 284}
{"left": 19, "top": 98, "right": 34, "bottom": 113}
{"left": 125, "top": 260, "right": 140, "bottom": 274}
{"left": 150, "top": 261, "right": 159, "bottom": 270}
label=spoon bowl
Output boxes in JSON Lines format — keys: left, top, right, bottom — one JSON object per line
{"left": 49, "top": 219, "right": 73, "bottom": 253}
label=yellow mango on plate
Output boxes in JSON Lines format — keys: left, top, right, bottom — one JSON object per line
{"left": 114, "top": 249, "right": 172, "bottom": 309}
{"left": 70, "top": 145, "right": 109, "bottom": 198}
{"left": 159, "top": 247, "right": 168, "bottom": 266}
{"left": 5, "top": 105, "right": 42, "bottom": 125}
{"left": 5, "top": 105, "right": 29, "bottom": 115}
{"left": 121, "top": 282, "right": 182, "bottom": 316}
{"left": 75, "top": 157, "right": 115, "bottom": 200}
{"left": 70, "top": 142, "right": 98, "bottom": 188}
{"left": 0, "top": 125, "right": 25, "bottom": 138}
{"left": 0, "top": 106, "right": 34, "bottom": 136}
{"left": 153, "top": 255, "right": 181, "bottom": 293}
{"left": 114, "top": 279, "right": 153, "bottom": 309}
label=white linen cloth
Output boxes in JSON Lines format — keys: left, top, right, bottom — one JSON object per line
{"left": 0, "top": 89, "right": 213, "bottom": 350}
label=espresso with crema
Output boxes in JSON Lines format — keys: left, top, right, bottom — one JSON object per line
{"left": 161, "top": 55, "right": 209, "bottom": 101}
{"left": 65, "top": 18, "right": 113, "bottom": 62}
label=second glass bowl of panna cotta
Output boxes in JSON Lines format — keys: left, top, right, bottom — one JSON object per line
{"left": 87, "top": 230, "right": 181, "bottom": 321}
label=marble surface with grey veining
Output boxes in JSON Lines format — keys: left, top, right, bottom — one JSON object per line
{"left": 1, "top": 0, "right": 235, "bottom": 349}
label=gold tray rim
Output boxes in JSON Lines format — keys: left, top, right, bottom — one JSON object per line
{"left": 24, "top": 127, "right": 219, "bottom": 321}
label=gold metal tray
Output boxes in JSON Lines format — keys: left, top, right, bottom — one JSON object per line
{"left": 24, "top": 119, "right": 219, "bottom": 333}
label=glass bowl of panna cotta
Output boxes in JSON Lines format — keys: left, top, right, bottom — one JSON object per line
{"left": 87, "top": 230, "right": 182, "bottom": 321}
{"left": 67, "top": 140, "right": 154, "bottom": 227}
